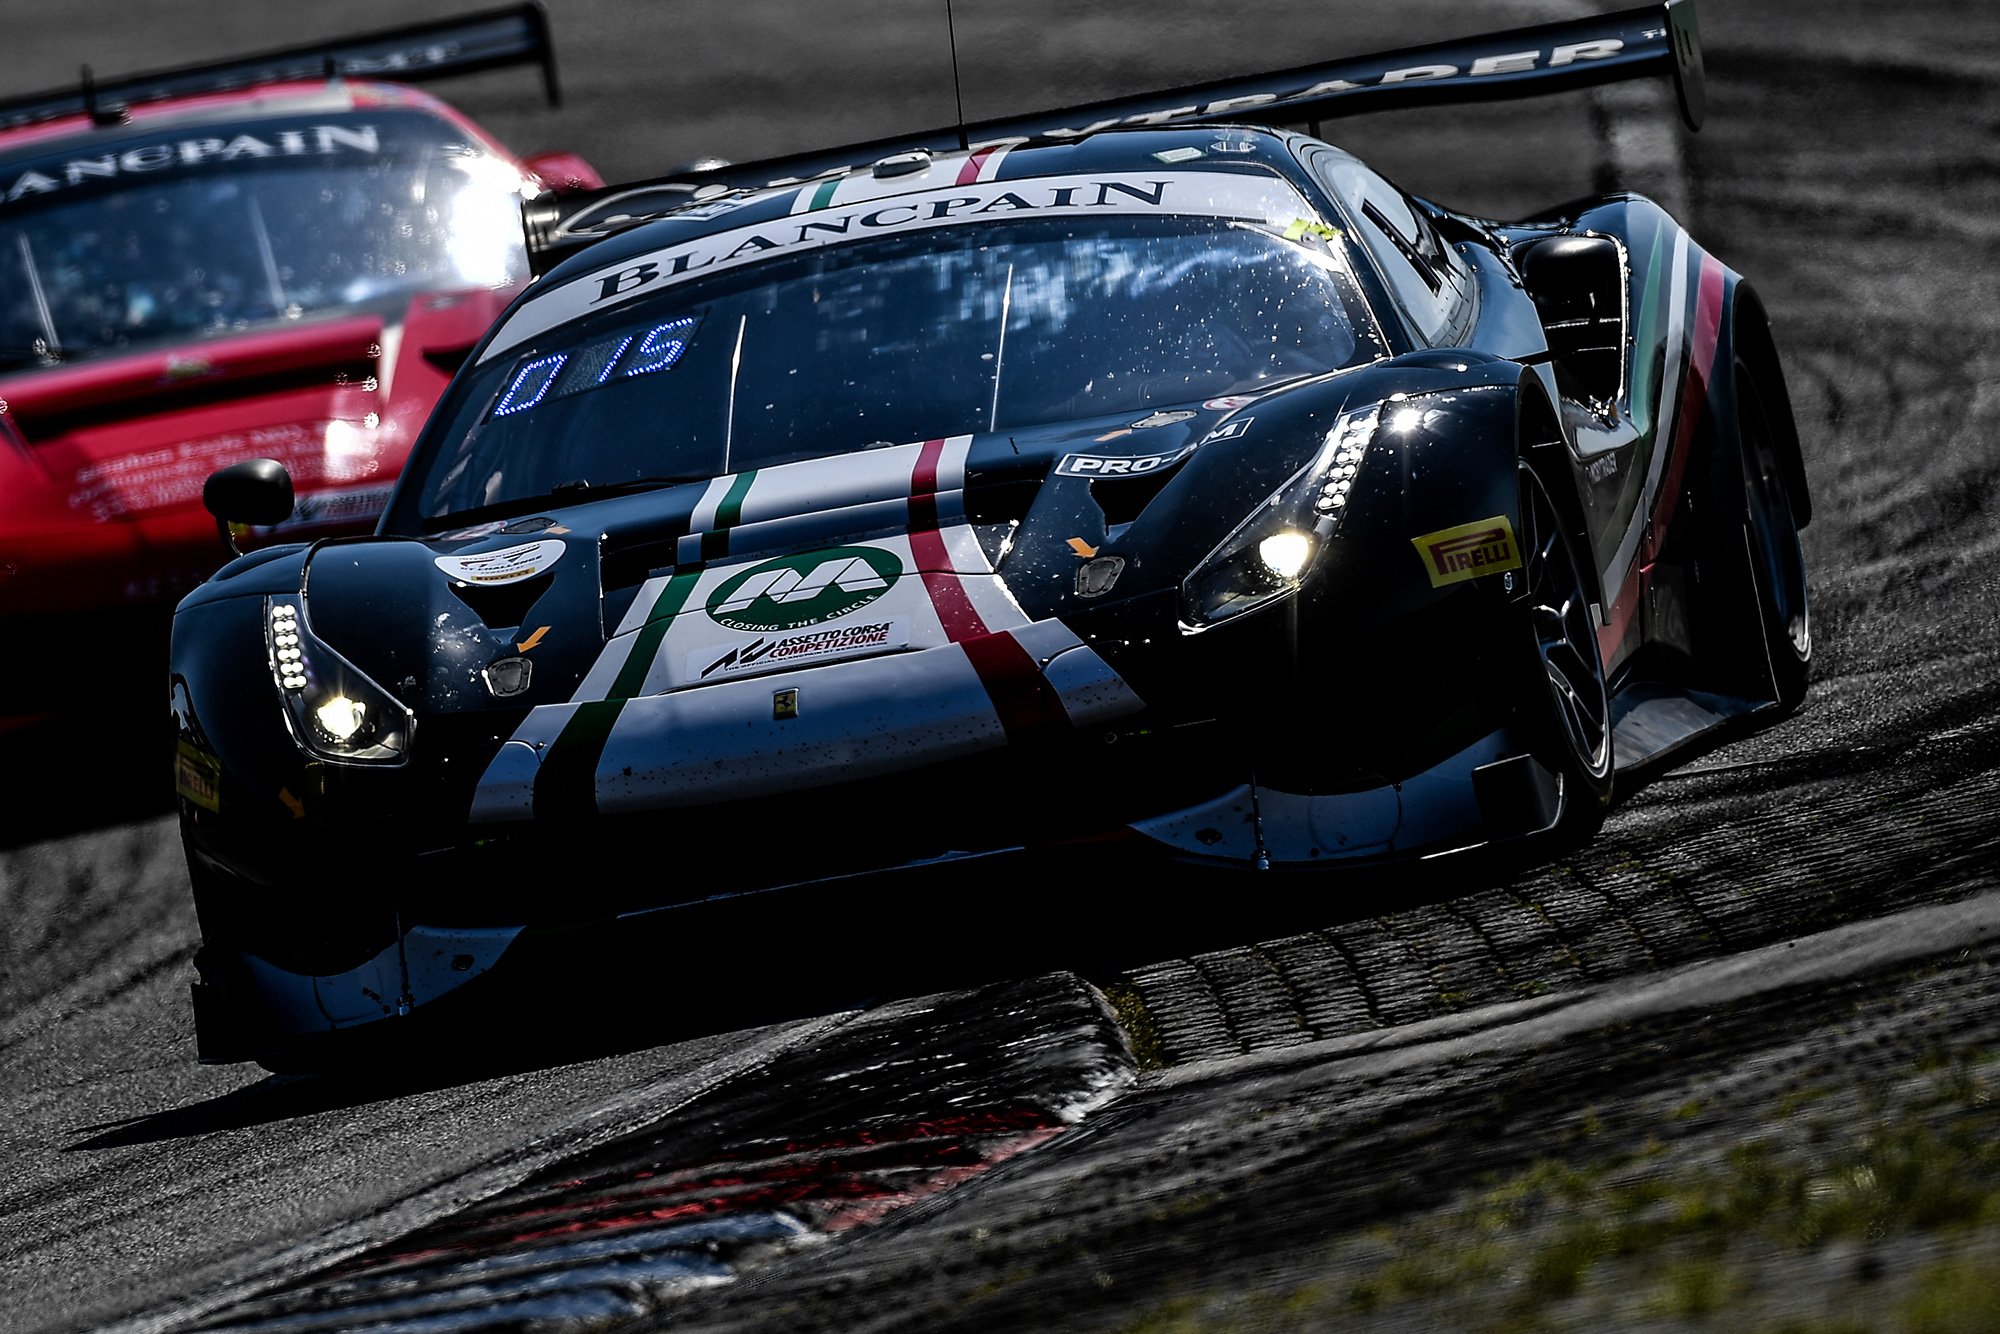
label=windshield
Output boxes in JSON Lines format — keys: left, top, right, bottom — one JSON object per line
{"left": 398, "top": 213, "right": 1381, "bottom": 528}
{"left": 0, "top": 110, "right": 527, "bottom": 370}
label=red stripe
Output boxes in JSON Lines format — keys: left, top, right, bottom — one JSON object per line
{"left": 955, "top": 149, "right": 993, "bottom": 185}
{"left": 1644, "top": 254, "right": 1726, "bottom": 568}
{"left": 912, "top": 435, "right": 945, "bottom": 495}
{"left": 906, "top": 436, "right": 1066, "bottom": 738}
{"left": 1595, "top": 252, "right": 1728, "bottom": 665}
{"left": 909, "top": 438, "right": 982, "bottom": 637}
{"left": 962, "top": 631, "right": 1069, "bottom": 736}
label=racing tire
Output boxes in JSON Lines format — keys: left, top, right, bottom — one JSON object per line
{"left": 1514, "top": 463, "right": 1615, "bottom": 830}
{"left": 1736, "top": 362, "right": 1812, "bottom": 711}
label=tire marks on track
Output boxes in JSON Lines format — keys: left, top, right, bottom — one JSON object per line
{"left": 152, "top": 974, "right": 1134, "bottom": 1334}
{"left": 1125, "top": 687, "right": 2000, "bottom": 1066}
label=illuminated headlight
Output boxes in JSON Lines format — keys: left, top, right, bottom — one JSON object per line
{"left": 1179, "top": 403, "right": 1381, "bottom": 630}
{"left": 265, "top": 596, "right": 412, "bottom": 765}
{"left": 1258, "top": 532, "right": 1312, "bottom": 579}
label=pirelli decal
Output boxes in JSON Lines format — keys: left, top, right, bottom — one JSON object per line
{"left": 1412, "top": 516, "right": 1522, "bottom": 588}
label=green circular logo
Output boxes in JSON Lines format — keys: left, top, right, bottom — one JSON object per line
{"left": 705, "top": 545, "right": 902, "bottom": 632}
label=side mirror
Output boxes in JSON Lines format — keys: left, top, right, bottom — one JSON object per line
{"left": 203, "top": 458, "right": 294, "bottom": 554}
{"left": 520, "top": 150, "right": 606, "bottom": 195}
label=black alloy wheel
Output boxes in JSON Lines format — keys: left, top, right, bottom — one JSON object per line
{"left": 1515, "top": 463, "right": 1615, "bottom": 817}
{"left": 1736, "top": 365, "right": 1812, "bottom": 709}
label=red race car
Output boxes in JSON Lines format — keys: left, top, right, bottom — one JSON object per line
{"left": 0, "top": 5, "right": 598, "bottom": 720}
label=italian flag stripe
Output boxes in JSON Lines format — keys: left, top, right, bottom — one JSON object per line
{"left": 715, "top": 469, "right": 758, "bottom": 530}
{"left": 610, "top": 571, "right": 702, "bottom": 700}
{"left": 905, "top": 437, "right": 1066, "bottom": 738}
{"left": 955, "top": 150, "right": 993, "bottom": 186}
{"left": 532, "top": 699, "right": 627, "bottom": 820}
{"left": 1644, "top": 252, "right": 1727, "bottom": 570}
{"left": 809, "top": 178, "right": 840, "bottom": 211}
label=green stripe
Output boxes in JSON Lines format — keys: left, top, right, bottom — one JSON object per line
{"left": 809, "top": 178, "right": 839, "bottom": 211}
{"left": 532, "top": 699, "right": 627, "bottom": 821}
{"left": 609, "top": 571, "right": 702, "bottom": 700}
{"left": 1628, "top": 216, "right": 1668, "bottom": 439}
{"left": 715, "top": 469, "right": 757, "bottom": 530}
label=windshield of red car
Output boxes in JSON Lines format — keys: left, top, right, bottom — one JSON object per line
{"left": 397, "top": 214, "right": 1382, "bottom": 528}
{"left": 0, "top": 110, "right": 527, "bottom": 370}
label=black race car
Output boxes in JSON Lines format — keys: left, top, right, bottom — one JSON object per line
{"left": 176, "top": 0, "right": 1811, "bottom": 1063}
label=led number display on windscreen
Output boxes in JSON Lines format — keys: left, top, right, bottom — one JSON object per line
{"left": 492, "top": 314, "right": 703, "bottom": 419}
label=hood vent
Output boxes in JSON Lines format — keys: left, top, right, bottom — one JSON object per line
{"left": 448, "top": 571, "right": 555, "bottom": 630}
{"left": 1091, "top": 454, "right": 1191, "bottom": 527}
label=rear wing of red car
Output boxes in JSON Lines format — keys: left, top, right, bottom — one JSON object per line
{"left": 0, "top": 2, "right": 560, "bottom": 133}
{"left": 523, "top": 0, "right": 1702, "bottom": 276}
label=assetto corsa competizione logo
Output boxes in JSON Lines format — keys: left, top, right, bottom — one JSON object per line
{"left": 704, "top": 546, "right": 902, "bottom": 632}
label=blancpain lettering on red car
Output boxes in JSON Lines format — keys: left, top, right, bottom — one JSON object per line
{"left": 3, "top": 126, "right": 380, "bottom": 206}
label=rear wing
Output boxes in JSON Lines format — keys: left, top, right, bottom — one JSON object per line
{"left": 525, "top": 0, "right": 1701, "bottom": 276}
{"left": 0, "top": 3, "right": 559, "bottom": 133}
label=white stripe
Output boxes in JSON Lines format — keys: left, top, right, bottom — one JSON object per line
{"left": 973, "top": 143, "right": 1016, "bottom": 183}
{"left": 1006, "top": 620, "right": 1146, "bottom": 725}
{"left": 575, "top": 634, "right": 637, "bottom": 700}
{"left": 685, "top": 435, "right": 975, "bottom": 536}
{"left": 1008, "top": 617, "right": 1084, "bottom": 663}
{"left": 593, "top": 642, "right": 1006, "bottom": 812}
{"left": 1038, "top": 643, "right": 1147, "bottom": 727}
{"left": 939, "top": 522, "right": 994, "bottom": 574}
{"left": 688, "top": 475, "right": 734, "bottom": 532}
{"left": 932, "top": 433, "right": 973, "bottom": 491}
{"left": 734, "top": 447, "right": 925, "bottom": 526}
{"left": 612, "top": 574, "right": 672, "bottom": 637}
{"left": 1602, "top": 225, "right": 1691, "bottom": 600}
{"left": 1644, "top": 228, "right": 1694, "bottom": 519}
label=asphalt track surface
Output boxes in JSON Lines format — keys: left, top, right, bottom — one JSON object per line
{"left": 5, "top": 0, "right": 2000, "bottom": 1330}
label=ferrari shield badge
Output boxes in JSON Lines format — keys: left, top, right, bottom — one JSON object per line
{"left": 1412, "top": 516, "right": 1523, "bottom": 588}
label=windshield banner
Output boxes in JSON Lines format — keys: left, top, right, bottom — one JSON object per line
{"left": 0, "top": 111, "right": 454, "bottom": 214}
{"left": 482, "top": 169, "right": 1327, "bottom": 362}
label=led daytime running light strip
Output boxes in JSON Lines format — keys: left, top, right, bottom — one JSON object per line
{"left": 269, "top": 601, "right": 306, "bottom": 691}
{"left": 1314, "top": 403, "right": 1380, "bottom": 519}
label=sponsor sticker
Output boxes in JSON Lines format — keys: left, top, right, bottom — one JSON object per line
{"left": 269, "top": 482, "right": 396, "bottom": 533}
{"left": 1283, "top": 217, "right": 1344, "bottom": 243}
{"left": 433, "top": 538, "right": 566, "bottom": 585}
{"left": 1203, "top": 394, "right": 1258, "bottom": 411}
{"left": 1056, "top": 447, "right": 1191, "bottom": 477}
{"left": 1202, "top": 416, "right": 1254, "bottom": 443}
{"left": 692, "top": 617, "right": 911, "bottom": 681}
{"left": 175, "top": 741, "right": 221, "bottom": 813}
{"left": 705, "top": 545, "right": 902, "bottom": 632}
{"left": 1587, "top": 451, "right": 1619, "bottom": 483}
{"left": 1412, "top": 516, "right": 1523, "bottom": 588}
{"left": 483, "top": 171, "right": 1325, "bottom": 361}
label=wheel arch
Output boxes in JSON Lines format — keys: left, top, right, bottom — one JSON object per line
{"left": 1515, "top": 371, "right": 1605, "bottom": 608}
{"left": 1728, "top": 281, "right": 1812, "bottom": 528}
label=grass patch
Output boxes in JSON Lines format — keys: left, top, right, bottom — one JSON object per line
{"left": 1118, "top": 1046, "right": 2000, "bottom": 1332}
{"left": 1101, "top": 981, "right": 1169, "bottom": 1072}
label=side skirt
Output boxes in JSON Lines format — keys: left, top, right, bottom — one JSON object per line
{"left": 1609, "top": 677, "right": 1772, "bottom": 777}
